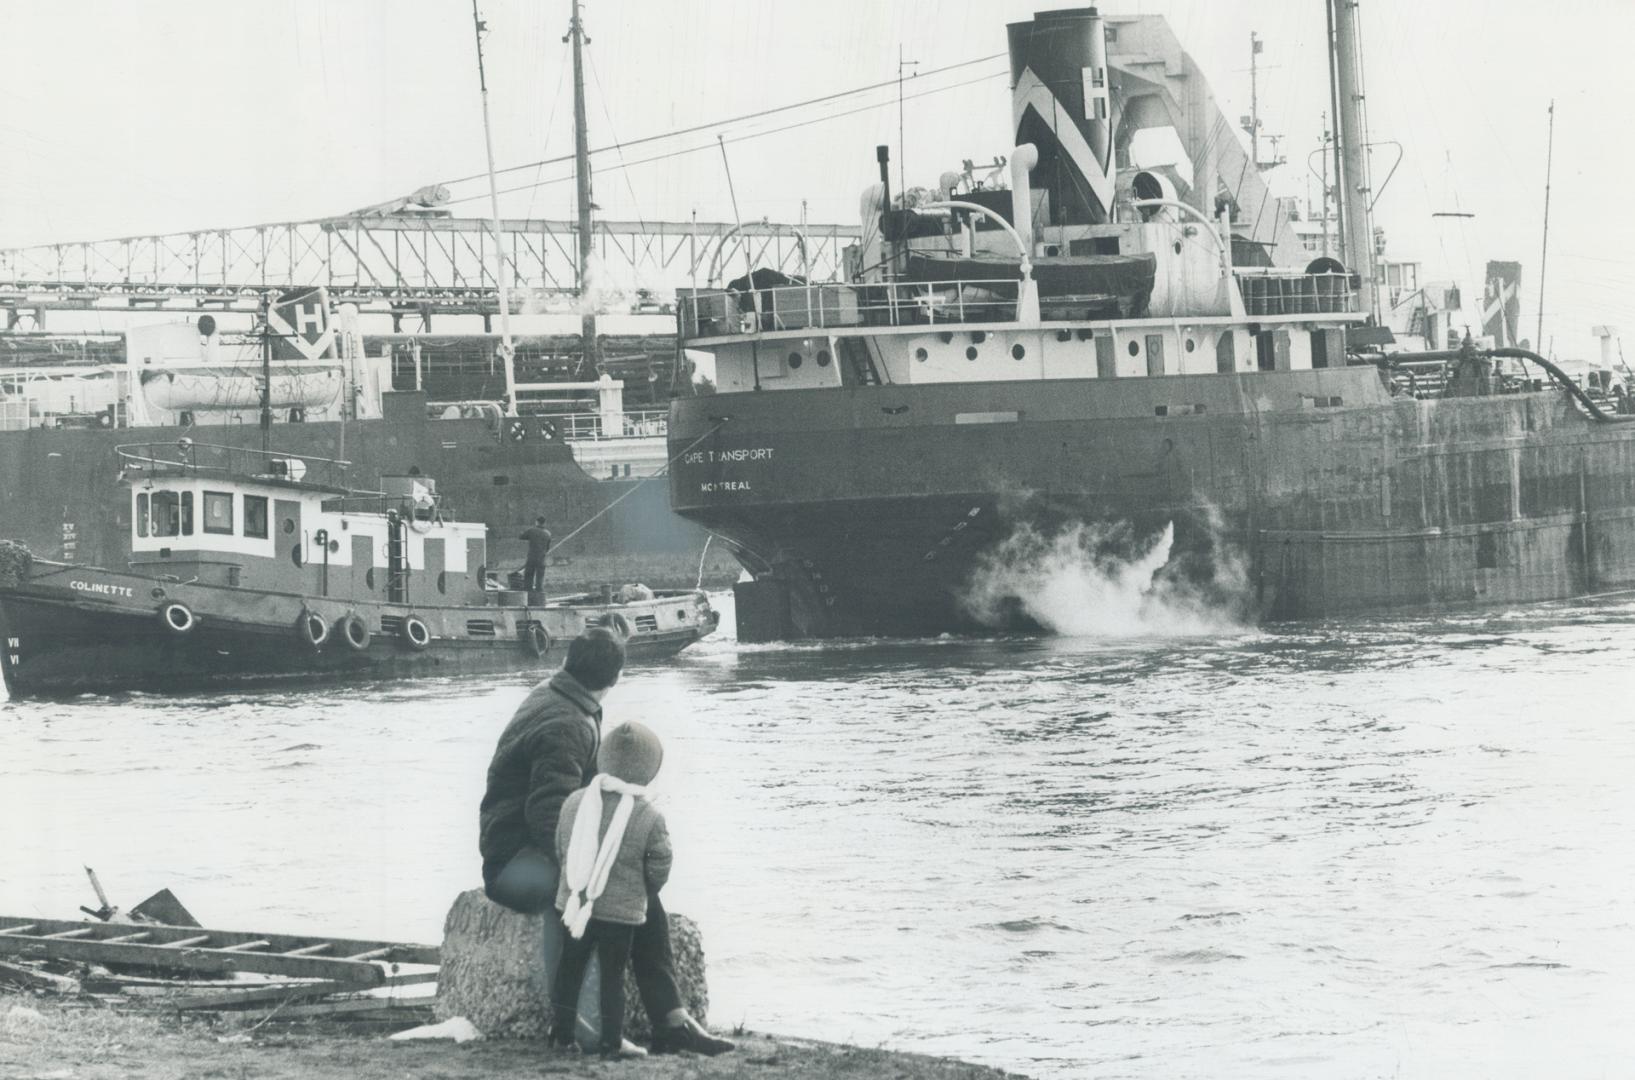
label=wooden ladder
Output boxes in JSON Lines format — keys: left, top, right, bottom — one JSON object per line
{"left": 0, "top": 916, "right": 438, "bottom": 984}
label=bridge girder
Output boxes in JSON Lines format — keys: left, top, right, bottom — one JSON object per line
{"left": 0, "top": 215, "right": 858, "bottom": 317}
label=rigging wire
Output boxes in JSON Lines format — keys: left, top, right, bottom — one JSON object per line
{"left": 526, "top": 42, "right": 572, "bottom": 220}
{"left": 586, "top": 49, "right": 647, "bottom": 232}
{"left": 442, "top": 67, "right": 1008, "bottom": 208}
{"left": 437, "top": 52, "right": 1006, "bottom": 189}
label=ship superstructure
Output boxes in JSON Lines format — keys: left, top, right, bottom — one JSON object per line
{"left": 668, "top": 5, "right": 1635, "bottom": 640}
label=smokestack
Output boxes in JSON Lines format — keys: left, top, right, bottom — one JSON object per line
{"left": 1007, "top": 7, "right": 1115, "bottom": 225}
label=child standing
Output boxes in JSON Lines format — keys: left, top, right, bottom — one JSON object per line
{"left": 549, "top": 721, "right": 671, "bottom": 1058}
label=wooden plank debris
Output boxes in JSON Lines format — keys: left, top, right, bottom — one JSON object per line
{"left": 169, "top": 971, "right": 439, "bottom": 1011}
{"left": 0, "top": 915, "right": 439, "bottom": 985}
{"left": 0, "top": 959, "right": 80, "bottom": 994}
{"left": 234, "top": 995, "right": 434, "bottom": 1022}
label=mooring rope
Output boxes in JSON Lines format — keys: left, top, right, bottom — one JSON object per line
{"left": 694, "top": 533, "right": 714, "bottom": 591}
{"left": 547, "top": 420, "right": 726, "bottom": 554}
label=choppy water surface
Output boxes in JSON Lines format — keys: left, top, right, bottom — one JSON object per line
{"left": 6, "top": 594, "right": 1635, "bottom": 1079}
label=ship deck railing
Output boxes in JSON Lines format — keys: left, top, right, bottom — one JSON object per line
{"left": 115, "top": 441, "right": 352, "bottom": 491}
{"left": 527, "top": 408, "right": 668, "bottom": 441}
{"left": 678, "top": 279, "right": 1022, "bottom": 340}
{"left": 1232, "top": 269, "right": 1359, "bottom": 317}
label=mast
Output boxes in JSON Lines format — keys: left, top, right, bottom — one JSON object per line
{"left": 259, "top": 294, "right": 273, "bottom": 454}
{"left": 1330, "top": 0, "right": 1376, "bottom": 320}
{"left": 569, "top": 0, "right": 600, "bottom": 371}
{"left": 1537, "top": 99, "right": 1555, "bottom": 352}
{"left": 471, "top": 0, "right": 517, "bottom": 413}
{"left": 1247, "top": 31, "right": 1261, "bottom": 168}
{"left": 1320, "top": 112, "right": 1332, "bottom": 258}
{"left": 1324, "top": 0, "right": 1346, "bottom": 267}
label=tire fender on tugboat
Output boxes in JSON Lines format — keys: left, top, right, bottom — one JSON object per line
{"left": 401, "top": 614, "right": 432, "bottom": 650}
{"left": 296, "top": 608, "right": 329, "bottom": 649}
{"left": 524, "top": 621, "right": 550, "bottom": 658}
{"left": 336, "top": 612, "right": 370, "bottom": 651}
{"left": 159, "top": 601, "right": 195, "bottom": 635}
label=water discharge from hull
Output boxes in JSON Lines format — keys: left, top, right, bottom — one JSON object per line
{"left": 960, "top": 516, "right": 1249, "bottom": 638}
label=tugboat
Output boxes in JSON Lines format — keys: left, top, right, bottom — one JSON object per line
{"left": 0, "top": 439, "right": 717, "bottom": 697}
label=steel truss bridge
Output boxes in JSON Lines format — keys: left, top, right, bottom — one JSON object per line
{"left": 0, "top": 215, "right": 856, "bottom": 330}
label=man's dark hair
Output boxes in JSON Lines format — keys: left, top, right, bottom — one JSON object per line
{"left": 534, "top": 516, "right": 546, "bottom": 526}
{"left": 563, "top": 627, "right": 625, "bottom": 691}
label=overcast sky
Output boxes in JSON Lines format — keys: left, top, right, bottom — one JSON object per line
{"left": 2, "top": 0, "right": 1631, "bottom": 360}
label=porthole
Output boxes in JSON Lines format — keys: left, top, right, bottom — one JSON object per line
{"left": 966, "top": 346, "right": 979, "bottom": 361}
{"left": 1184, "top": 338, "right": 1196, "bottom": 353}
{"left": 1012, "top": 343, "right": 1026, "bottom": 360}
{"left": 1127, "top": 340, "right": 1140, "bottom": 357}
{"left": 329, "top": 539, "right": 340, "bottom": 554}
{"left": 1173, "top": 241, "right": 1183, "bottom": 255}
{"left": 282, "top": 518, "right": 295, "bottom": 535}
{"left": 816, "top": 350, "right": 831, "bottom": 367}
{"left": 787, "top": 351, "right": 803, "bottom": 369}
{"left": 915, "top": 347, "right": 929, "bottom": 362}
{"left": 290, "top": 544, "right": 304, "bottom": 568}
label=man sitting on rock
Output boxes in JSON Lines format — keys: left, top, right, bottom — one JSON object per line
{"left": 478, "top": 627, "right": 734, "bottom": 1055}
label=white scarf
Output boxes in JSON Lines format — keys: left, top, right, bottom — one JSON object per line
{"left": 561, "top": 774, "right": 647, "bottom": 939}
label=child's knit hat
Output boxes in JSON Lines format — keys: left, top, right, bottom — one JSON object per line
{"left": 598, "top": 721, "right": 663, "bottom": 786}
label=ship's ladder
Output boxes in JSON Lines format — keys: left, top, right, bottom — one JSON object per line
{"left": 837, "top": 337, "right": 883, "bottom": 385}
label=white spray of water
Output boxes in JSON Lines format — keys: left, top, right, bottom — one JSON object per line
{"left": 960, "top": 519, "right": 1248, "bottom": 638}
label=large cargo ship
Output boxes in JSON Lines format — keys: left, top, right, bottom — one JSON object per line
{"left": 668, "top": 4, "right": 1635, "bottom": 640}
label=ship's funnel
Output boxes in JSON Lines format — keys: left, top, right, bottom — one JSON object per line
{"left": 1008, "top": 7, "right": 1115, "bottom": 225}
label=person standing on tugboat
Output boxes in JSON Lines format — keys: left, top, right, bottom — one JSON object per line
{"left": 519, "top": 516, "right": 553, "bottom": 597}
{"left": 477, "top": 627, "right": 735, "bottom": 1056}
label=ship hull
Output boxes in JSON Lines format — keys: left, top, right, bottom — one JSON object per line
{"left": 0, "top": 568, "right": 716, "bottom": 698}
{"left": 669, "top": 369, "right": 1635, "bottom": 638}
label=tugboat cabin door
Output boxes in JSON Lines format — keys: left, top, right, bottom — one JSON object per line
{"left": 275, "top": 500, "right": 302, "bottom": 578}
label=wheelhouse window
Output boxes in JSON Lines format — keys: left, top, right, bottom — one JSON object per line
{"left": 244, "top": 495, "right": 269, "bottom": 539}
{"left": 203, "top": 491, "right": 234, "bottom": 535}
{"left": 136, "top": 493, "right": 149, "bottom": 537}
{"left": 149, "top": 490, "right": 193, "bottom": 537}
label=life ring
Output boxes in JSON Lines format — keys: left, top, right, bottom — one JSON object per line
{"left": 524, "top": 622, "right": 550, "bottom": 659}
{"left": 336, "top": 612, "right": 370, "bottom": 651}
{"left": 507, "top": 419, "right": 527, "bottom": 442}
{"left": 401, "top": 614, "right": 432, "bottom": 650}
{"left": 537, "top": 419, "right": 558, "bottom": 441}
{"left": 159, "top": 601, "right": 195, "bottom": 635}
{"left": 296, "top": 608, "right": 329, "bottom": 649}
